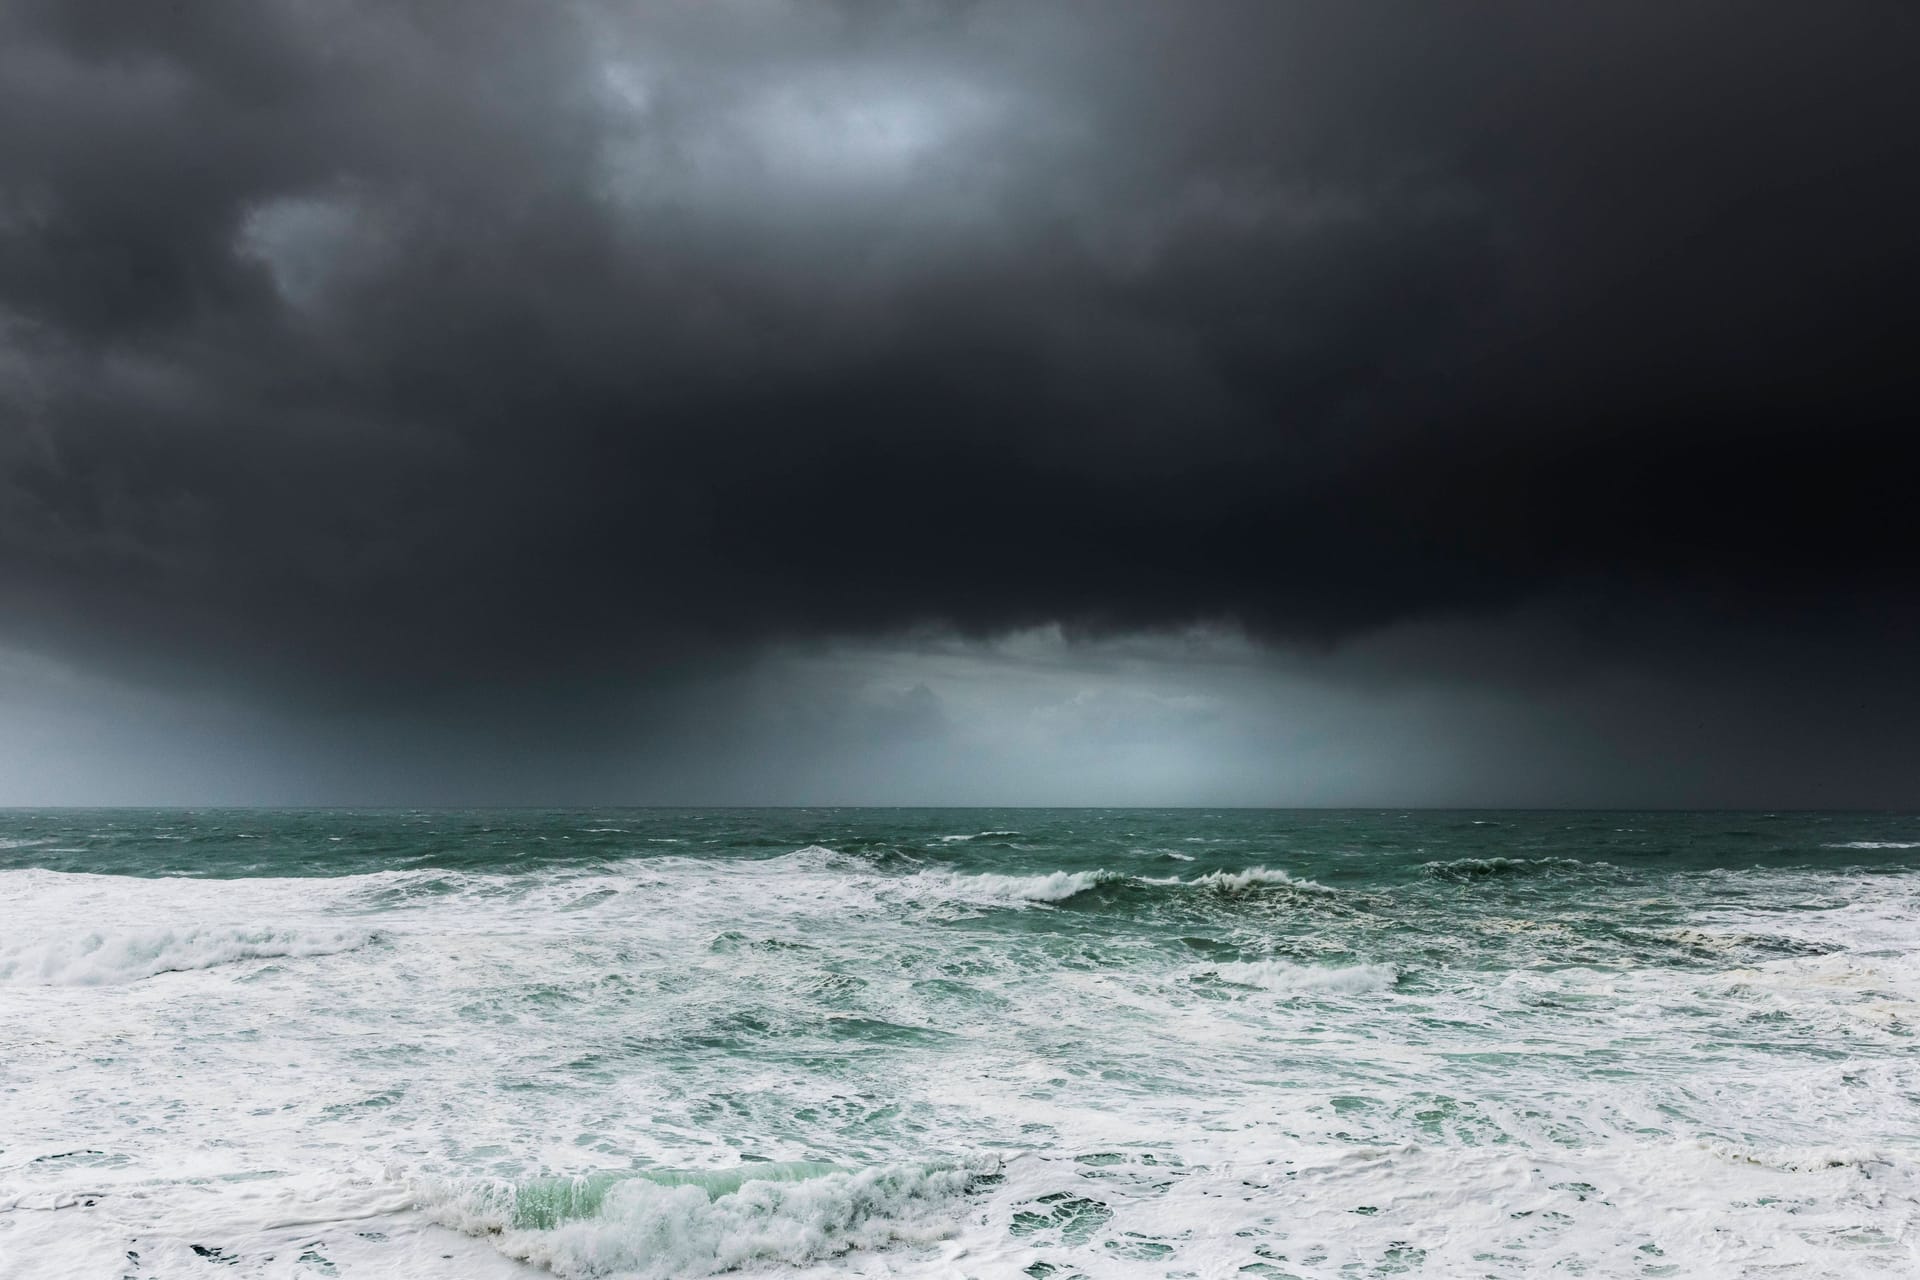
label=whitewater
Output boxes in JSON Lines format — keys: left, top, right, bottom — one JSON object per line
{"left": 1, "top": 809, "right": 1916, "bottom": 1278}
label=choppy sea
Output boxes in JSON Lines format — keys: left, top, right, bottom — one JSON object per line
{"left": 2, "top": 809, "right": 1917, "bottom": 1278}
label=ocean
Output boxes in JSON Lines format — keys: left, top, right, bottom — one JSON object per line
{"left": 1, "top": 809, "right": 1916, "bottom": 1278}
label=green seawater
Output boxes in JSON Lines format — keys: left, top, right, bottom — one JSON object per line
{"left": 2, "top": 809, "right": 1917, "bottom": 1278}
{"left": 9, "top": 806, "right": 1918, "bottom": 877}
{"left": 6, "top": 807, "right": 1915, "bottom": 983}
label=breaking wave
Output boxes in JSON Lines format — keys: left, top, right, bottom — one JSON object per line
{"left": 937, "top": 868, "right": 1128, "bottom": 904}
{"left": 417, "top": 1160, "right": 978, "bottom": 1279}
{"left": 0, "top": 925, "right": 377, "bottom": 986}
{"left": 930, "top": 865, "right": 1330, "bottom": 908}
{"left": 773, "top": 844, "right": 863, "bottom": 868}
{"left": 1825, "top": 841, "right": 1920, "bottom": 850}
{"left": 1186, "top": 865, "right": 1332, "bottom": 895}
{"left": 1209, "top": 960, "right": 1398, "bottom": 995}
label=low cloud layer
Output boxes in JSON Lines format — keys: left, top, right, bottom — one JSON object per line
{"left": 1, "top": 3, "right": 1915, "bottom": 802}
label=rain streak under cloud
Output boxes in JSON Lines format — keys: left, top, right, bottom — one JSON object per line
{"left": 0, "top": 1, "right": 1916, "bottom": 803}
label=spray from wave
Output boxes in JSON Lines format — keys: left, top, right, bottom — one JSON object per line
{"left": 923, "top": 864, "right": 1332, "bottom": 909}
{"left": 1186, "top": 866, "right": 1332, "bottom": 895}
{"left": 1209, "top": 960, "right": 1398, "bottom": 995}
{"left": 416, "top": 1160, "right": 979, "bottom": 1279}
{"left": 938, "top": 868, "right": 1127, "bottom": 904}
{"left": 0, "top": 926, "right": 377, "bottom": 986}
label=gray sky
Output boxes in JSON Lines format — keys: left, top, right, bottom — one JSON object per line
{"left": 1, "top": 2, "right": 1915, "bottom": 805}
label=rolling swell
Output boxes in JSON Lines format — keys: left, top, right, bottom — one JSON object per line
{"left": 5, "top": 810, "right": 1918, "bottom": 1279}
{"left": 1185, "top": 865, "right": 1333, "bottom": 896}
{"left": 0, "top": 925, "right": 378, "bottom": 986}
{"left": 1209, "top": 959, "right": 1398, "bottom": 995}
{"left": 417, "top": 1160, "right": 980, "bottom": 1279}
{"left": 925, "top": 864, "right": 1332, "bottom": 910}
{"left": 936, "top": 868, "right": 1130, "bottom": 904}
{"left": 1420, "top": 856, "right": 1606, "bottom": 883}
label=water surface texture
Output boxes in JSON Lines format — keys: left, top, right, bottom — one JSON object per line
{"left": 3, "top": 810, "right": 1917, "bottom": 1278}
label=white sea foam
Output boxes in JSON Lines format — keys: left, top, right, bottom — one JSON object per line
{"left": 816, "top": 862, "right": 1356, "bottom": 919}
{"left": 419, "top": 1162, "right": 974, "bottom": 1278}
{"left": 1210, "top": 959, "right": 1397, "bottom": 994}
{"left": 1825, "top": 840, "right": 1920, "bottom": 849}
{"left": 917, "top": 864, "right": 1326, "bottom": 907}
{"left": 0, "top": 924, "right": 376, "bottom": 985}
{"left": 938, "top": 868, "right": 1121, "bottom": 903}
{"left": 4, "top": 830, "right": 1918, "bottom": 1280}
{"left": 1187, "top": 864, "right": 1330, "bottom": 894}
{"left": 776, "top": 843, "right": 861, "bottom": 868}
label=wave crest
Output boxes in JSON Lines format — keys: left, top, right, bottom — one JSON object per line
{"left": 418, "top": 1161, "right": 976, "bottom": 1279}
{"left": 1187, "top": 865, "right": 1331, "bottom": 895}
{"left": 944, "top": 869, "right": 1125, "bottom": 904}
{"left": 928, "top": 865, "right": 1332, "bottom": 909}
{"left": 1210, "top": 960, "right": 1397, "bottom": 995}
{"left": 0, "top": 925, "right": 377, "bottom": 986}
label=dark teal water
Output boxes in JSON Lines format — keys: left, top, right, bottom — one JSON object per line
{"left": 5, "top": 807, "right": 1917, "bottom": 879}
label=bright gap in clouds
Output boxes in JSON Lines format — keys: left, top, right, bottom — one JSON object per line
{"left": 728, "top": 625, "right": 1587, "bottom": 808}
{"left": 0, "top": 624, "right": 1901, "bottom": 809}
{"left": 0, "top": 625, "right": 1511, "bottom": 807}
{"left": 591, "top": 48, "right": 1013, "bottom": 209}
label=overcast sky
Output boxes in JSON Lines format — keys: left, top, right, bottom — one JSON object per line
{"left": 1, "top": 2, "right": 1915, "bottom": 805}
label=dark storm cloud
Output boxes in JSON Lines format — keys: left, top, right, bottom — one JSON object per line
{"left": 1, "top": 1, "right": 1916, "bottom": 717}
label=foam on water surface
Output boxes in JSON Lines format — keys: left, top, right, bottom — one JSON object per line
{"left": 1, "top": 808, "right": 1917, "bottom": 1278}
{"left": 0, "top": 924, "right": 378, "bottom": 985}
{"left": 418, "top": 1161, "right": 978, "bottom": 1278}
{"left": 1208, "top": 958, "right": 1398, "bottom": 994}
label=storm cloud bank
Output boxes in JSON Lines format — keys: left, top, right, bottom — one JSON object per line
{"left": 0, "top": 2, "right": 1915, "bottom": 802}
